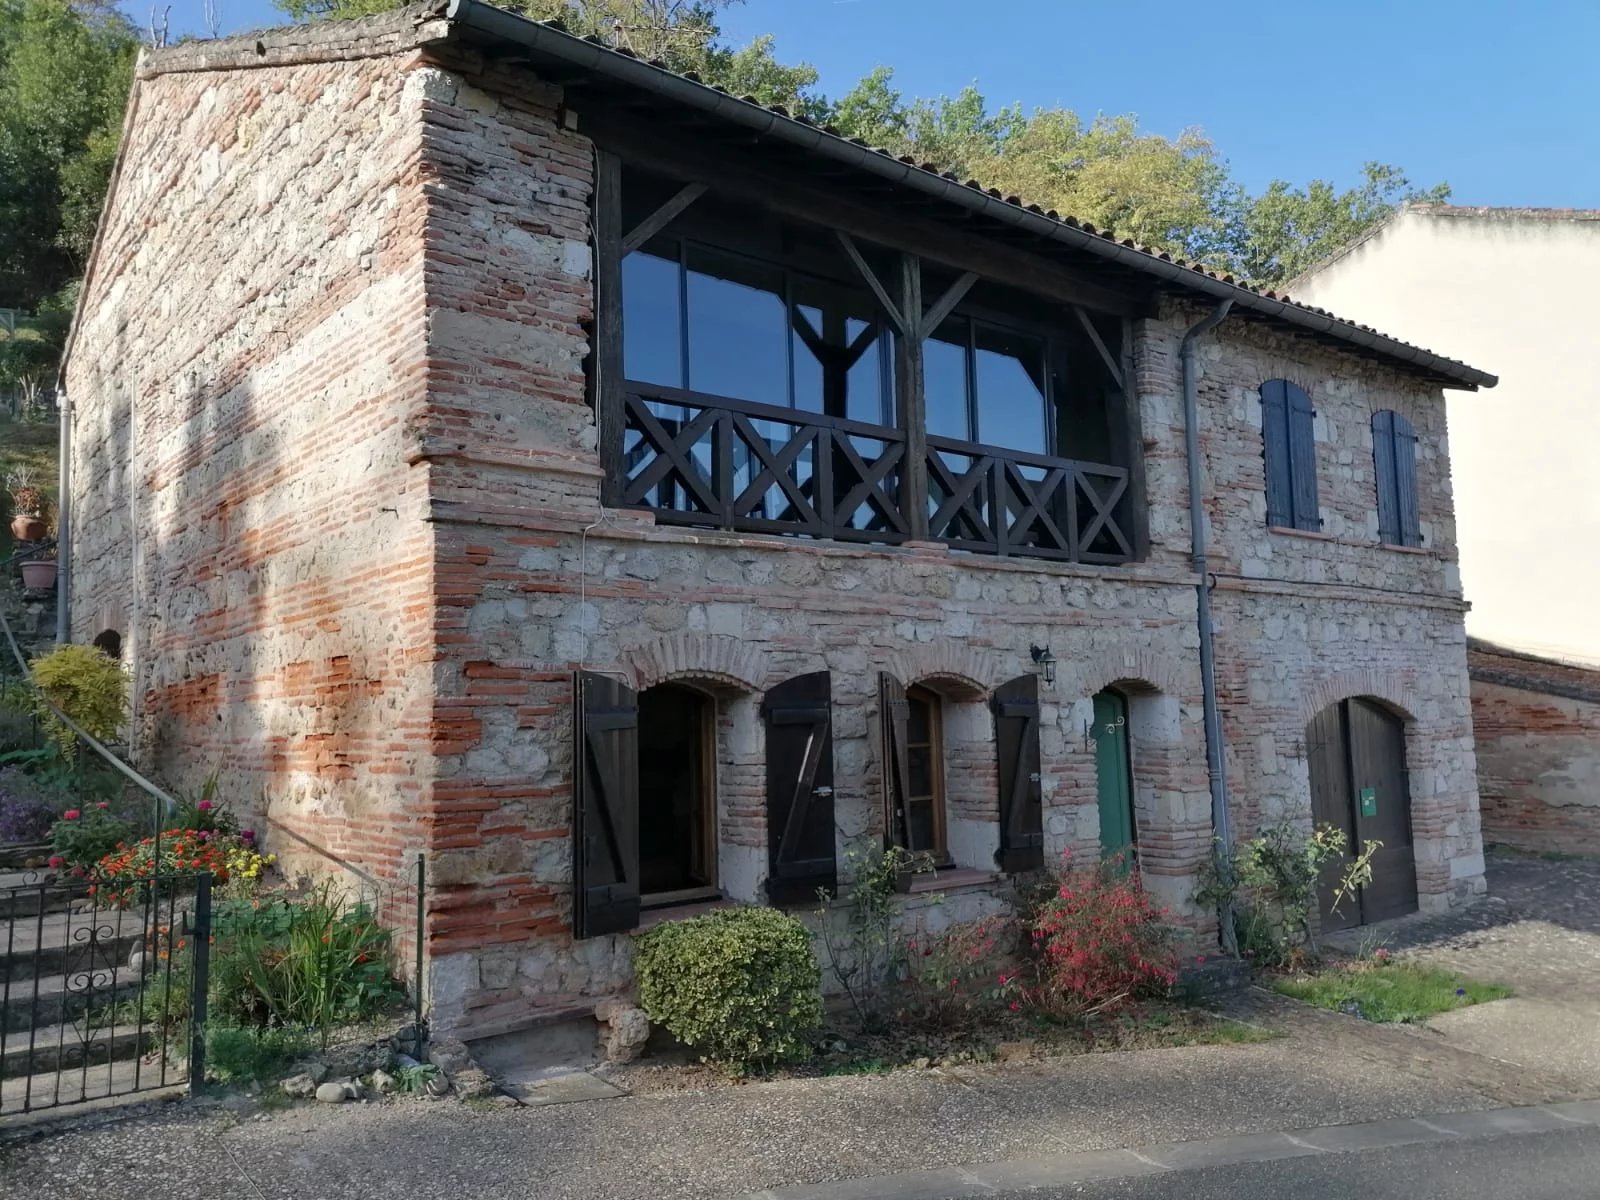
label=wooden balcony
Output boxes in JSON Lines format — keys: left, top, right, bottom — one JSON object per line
{"left": 621, "top": 384, "right": 1134, "bottom": 566}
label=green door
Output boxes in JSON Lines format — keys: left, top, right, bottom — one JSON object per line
{"left": 1094, "top": 690, "right": 1136, "bottom": 867}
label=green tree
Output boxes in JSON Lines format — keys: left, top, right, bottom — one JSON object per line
{"left": 1227, "top": 162, "right": 1451, "bottom": 287}
{"left": 0, "top": 0, "right": 138, "bottom": 310}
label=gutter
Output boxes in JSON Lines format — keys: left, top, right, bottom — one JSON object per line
{"left": 441, "top": 0, "right": 1494, "bottom": 391}
{"left": 1179, "top": 300, "right": 1237, "bottom": 955}
{"left": 55, "top": 389, "right": 70, "bottom": 643}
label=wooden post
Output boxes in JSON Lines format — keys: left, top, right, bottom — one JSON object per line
{"left": 894, "top": 253, "right": 929, "bottom": 540}
{"left": 1119, "top": 316, "right": 1150, "bottom": 560}
{"left": 593, "top": 149, "right": 626, "bottom": 508}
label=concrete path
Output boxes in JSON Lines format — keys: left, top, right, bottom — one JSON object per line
{"left": 1326, "top": 846, "right": 1600, "bottom": 1095}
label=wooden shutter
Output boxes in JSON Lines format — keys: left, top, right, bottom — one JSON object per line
{"left": 1259, "top": 380, "right": 1293, "bottom": 528}
{"left": 992, "top": 674, "right": 1044, "bottom": 872}
{"left": 573, "top": 671, "right": 640, "bottom": 938}
{"left": 1392, "top": 412, "right": 1421, "bottom": 547}
{"left": 1372, "top": 410, "right": 1400, "bottom": 545}
{"left": 1285, "top": 381, "right": 1321, "bottom": 531}
{"left": 879, "top": 673, "right": 912, "bottom": 848}
{"left": 763, "top": 672, "right": 837, "bottom": 905}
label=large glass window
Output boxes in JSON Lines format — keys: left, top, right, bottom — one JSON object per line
{"left": 622, "top": 240, "right": 893, "bottom": 421}
{"left": 923, "top": 315, "right": 1050, "bottom": 452}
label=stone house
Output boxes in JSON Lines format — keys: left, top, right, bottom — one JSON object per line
{"left": 1292, "top": 207, "right": 1600, "bottom": 859}
{"left": 60, "top": 4, "right": 1495, "bottom": 1039}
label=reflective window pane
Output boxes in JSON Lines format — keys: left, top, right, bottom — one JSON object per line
{"left": 791, "top": 305, "right": 825, "bottom": 413}
{"left": 844, "top": 319, "right": 891, "bottom": 426}
{"left": 686, "top": 247, "right": 788, "bottom": 406}
{"left": 622, "top": 250, "right": 683, "bottom": 388}
{"left": 974, "top": 323, "right": 1048, "bottom": 453}
{"left": 924, "top": 320, "right": 971, "bottom": 441}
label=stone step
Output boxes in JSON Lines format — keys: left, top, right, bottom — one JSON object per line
{"left": 0, "top": 845, "right": 50, "bottom": 871}
{"left": 0, "top": 875, "right": 88, "bottom": 919}
{"left": 0, "top": 908, "right": 150, "bottom": 981}
{"left": 0, "top": 1052, "right": 186, "bottom": 1117}
{"left": 0, "top": 1018, "right": 156, "bottom": 1078}
{"left": 1, "top": 967, "right": 156, "bottom": 1032}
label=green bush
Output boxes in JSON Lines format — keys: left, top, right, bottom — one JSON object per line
{"left": 206, "top": 1023, "right": 312, "bottom": 1083}
{"left": 28, "top": 643, "right": 128, "bottom": 756}
{"left": 636, "top": 906, "right": 822, "bottom": 1068}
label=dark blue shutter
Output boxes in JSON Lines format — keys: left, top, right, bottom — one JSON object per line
{"left": 992, "top": 674, "right": 1044, "bottom": 872}
{"left": 1260, "top": 380, "right": 1293, "bottom": 527}
{"left": 573, "top": 672, "right": 640, "bottom": 938}
{"left": 1285, "top": 382, "right": 1320, "bottom": 531}
{"left": 1372, "top": 410, "right": 1400, "bottom": 544}
{"left": 1393, "top": 413, "right": 1421, "bottom": 547}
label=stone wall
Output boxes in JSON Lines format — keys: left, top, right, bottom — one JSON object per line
{"left": 410, "top": 53, "right": 1485, "bottom": 1035}
{"left": 1470, "top": 642, "right": 1600, "bottom": 855}
{"left": 63, "top": 47, "right": 439, "bottom": 907}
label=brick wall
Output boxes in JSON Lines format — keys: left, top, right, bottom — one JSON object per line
{"left": 1470, "top": 642, "right": 1600, "bottom": 855}
{"left": 63, "top": 44, "right": 439, "bottom": 914}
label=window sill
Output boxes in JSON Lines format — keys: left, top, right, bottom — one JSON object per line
{"left": 634, "top": 895, "right": 737, "bottom": 932}
{"left": 904, "top": 868, "right": 1000, "bottom": 895}
{"left": 1377, "top": 542, "right": 1430, "bottom": 555}
{"left": 1267, "top": 524, "right": 1331, "bottom": 541}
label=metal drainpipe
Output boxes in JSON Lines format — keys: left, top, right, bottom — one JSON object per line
{"left": 1179, "top": 299, "right": 1236, "bottom": 955}
{"left": 55, "top": 389, "right": 71, "bottom": 644}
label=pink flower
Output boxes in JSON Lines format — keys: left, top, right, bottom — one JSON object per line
{"left": 1009, "top": 1001, "right": 1021, "bottom": 1012}
{"left": 196, "top": 800, "right": 213, "bottom": 812}
{"left": 1196, "top": 955, "right": 1206, "bottom": 965}
{"left": 47, "top": 855, "right": 64, "bottom": 869}
{"left": 95, "top": 801, "right": 109, "bottom": 809}
{"left": 62, "top": 810, "right": 80, "bottom": 821}
{"left": 240, "top": 830, "right": 256, "bottom": 843}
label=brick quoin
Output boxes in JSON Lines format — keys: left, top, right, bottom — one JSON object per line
{"left": 63, "top": 13, "right": 1490, "bottom": 1039}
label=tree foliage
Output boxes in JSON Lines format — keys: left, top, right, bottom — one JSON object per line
{"left": 0, "top": 0, "right": 137, "bottom": 310}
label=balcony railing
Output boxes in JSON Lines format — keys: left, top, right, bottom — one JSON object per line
{"left": 622, "top": 384, "right": 1133, "bottom": 565}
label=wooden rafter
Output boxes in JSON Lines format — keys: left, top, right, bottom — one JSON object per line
{"left": 621, "top": 181, "right": 708, "bottom": 256}
{"left": 1072, "top": 305, "right": 1124, "bottom": 390}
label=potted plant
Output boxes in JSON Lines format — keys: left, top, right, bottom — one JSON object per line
{"left": 7, "top": 468, "right": 46, "bottom": 542}
{"left": 19, "top": 545, "right": 56, "bottom": 590}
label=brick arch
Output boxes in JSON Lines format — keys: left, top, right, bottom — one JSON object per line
{"left": 627, "top": 634, "right": 770, "bottom": 695}
{"left": 886, "top": 642, "right": 1001, "bottom": 700}
{"left": 1064, "top": 648, "right": 1188, "bottom": 701}
{"left": 1298, "top": 668, "right": 1419, "bottom": 725}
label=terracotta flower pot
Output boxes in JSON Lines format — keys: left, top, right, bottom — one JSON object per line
{"left": 19, "top": 560, "right": 56, "bottom": 590}
{"left": 9, "top": 514, "right": 45, "bottom": 541}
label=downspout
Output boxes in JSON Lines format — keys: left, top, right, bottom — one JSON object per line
{"left": 55, "top": 389, "right": 71, "bottom": 644}
{"left": 1179, "top": 299, "right": 1236, "bottom": 954}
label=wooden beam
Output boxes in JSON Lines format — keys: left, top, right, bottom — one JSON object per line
{"left": 593, "top": 148, "right": 626, "bottom": 508}
{"left": 894, "top": 253, "right": 929, "bottom": 540}
{"left": 835, "top": 232, "right": 907, "bottom": 335}
{"left": 579, "top": 110, "right": 1146, "bottom": 318}
{"left": 919, "top": 271, "right": 978, "bottom": 339}
{"left": 1072, "top": 305, "right": 1124, "bottom": 391}
{"left": 621, "top": 181, "right": 707, "bottom": 255}
{"left": 1117, "top": 315, "right": 1150, "bottom": 561}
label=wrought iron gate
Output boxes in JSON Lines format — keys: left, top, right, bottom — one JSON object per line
{"left": 1, "top": 872, "right": 211, "bottom": 1116}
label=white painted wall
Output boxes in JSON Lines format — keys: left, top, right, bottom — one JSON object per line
{"left": 1292, "top": 207, "right": 1600, "bottom": 664}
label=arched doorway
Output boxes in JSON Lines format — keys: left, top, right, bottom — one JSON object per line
{"left": 1093, "top": 688, "right": 1137, "bottom": 867}
{"left": 1306, "top": 697, "right": 1418, "bottom": 930}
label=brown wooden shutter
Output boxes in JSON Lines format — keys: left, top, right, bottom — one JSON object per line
{"left": 1392, "top": 412, "right": 1421, "bottom": 547}
{"left": 1260, "top": 380, "right": 1293, "bottom": 528}
{"left": 763, "top": 671, "right": 838, "bottom": 905}
{"left": 992, "top": 673, "right": 1044, "bottom": 872}
{"left": 573, "top": 671, "right": 640, "bottom": 938}
{"left": 1372, "top": 410, "right": 1400, "bottom": 545}
{"left": 1285, "top": 381, "right": 1321, "bottom": 531}
{"left": 879, "top": 673, "right": 912, "bottom": 849}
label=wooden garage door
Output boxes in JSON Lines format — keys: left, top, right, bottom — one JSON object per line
{"left": 1306, "top": 698, "right": 1418, "bottom": 929}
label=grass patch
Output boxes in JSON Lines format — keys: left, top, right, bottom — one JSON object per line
{"left": 1273, "top": 961, "right": 1512, "bottom": 1024}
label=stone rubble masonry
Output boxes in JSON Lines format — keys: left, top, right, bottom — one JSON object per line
{"left": 62, "top": 14, "right": 1487, "bottom": 1040}
{"left": 1468, "top": 641, "right": 1600, "bottom": 856}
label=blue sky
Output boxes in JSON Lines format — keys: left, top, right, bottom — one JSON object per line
{"left": 128, "top": 0, "right": 1598, "bottom": 205}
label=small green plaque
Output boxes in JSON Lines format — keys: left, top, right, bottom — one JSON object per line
{"left": 1359, "top": 787, "right": 1378, "bottom": 817}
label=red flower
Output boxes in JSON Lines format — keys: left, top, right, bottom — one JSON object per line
{"left": 47, "top": 855, "right": 64, "bottom": 869}
{"left": 95, "top": 801, "right": 109, "bottom": 809}
{"left": 62, "top": 810, "right": 80, "bottom": 821}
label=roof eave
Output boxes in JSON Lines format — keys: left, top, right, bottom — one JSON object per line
{"left": 442, "top": 0, "right": 1496, "bottom": 391}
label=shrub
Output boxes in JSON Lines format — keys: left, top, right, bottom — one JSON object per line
{"left": 50, "top": 801, "right": 138, "bottom": 870}
{"left": 1023, "top": 855, "right": 1178, "bottom": 1019}
{"left": 206, "top": 1023, "right": 312, "bottom": 1083}
{"left": 901, "top": 915, "right": 1020, "bottom": 1029}
{"left": 813, "top": 840, "right": 935, "bottom": 1021}
{"left": 0, "top": 765, "right": 59, "bottom": 843}
{"left": 636, "top": 906, "right": 822, "bottom": 1068}
{"left": 163, "top": 768, "right": 240, "bottom": 836}
{"left": 28, "top": 643, "right": 128, "bottom": 756}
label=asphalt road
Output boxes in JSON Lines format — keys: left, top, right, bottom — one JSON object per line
{"left": 997, "top": 1127, "right": 1600, "bottom": 1200}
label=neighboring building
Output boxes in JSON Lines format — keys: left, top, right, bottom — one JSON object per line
{"left": 1293, "top": 205, "right": 1600, "bottom": 856}
{"left": 61, "top": 5, "right": 1495, "bottom": 1040}
{"left": 1291, "top": 205, "right": 1600, "bottom": 666}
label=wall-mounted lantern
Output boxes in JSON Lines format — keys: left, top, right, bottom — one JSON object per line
{"left": 1029, "top": 644, "right": 1056, "bottom": 687}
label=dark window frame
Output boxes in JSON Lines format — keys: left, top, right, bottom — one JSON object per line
{"left": 900, "top": 684, "right": 951, "bottom": 864}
